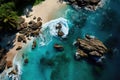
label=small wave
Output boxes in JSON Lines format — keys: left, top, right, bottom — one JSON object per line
{"left": 0, "top": 52, "right": 22, "bottom": 80}
{"left": 39, "top": 17, "right": 69, "bottom": 46}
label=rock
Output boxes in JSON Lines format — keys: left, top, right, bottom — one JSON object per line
{"left": 23, "top": 39, "right": 27, "bottom": 43}
{"left": 22, "top": 22, "right": 28, "bottom": 28}
{"left": 76, "top": 37, "right": 107, "bottom": 54}
{"left": 29, "top": 20, "right": 36, "bottom": 25}
{"left": 31, "top": 29, "right": 40, "bottom": 37}
{"left": 33, "top": 16, "right": 36, "bottom": 20}
{"left": 24, "top": 58, "right": 29, "bottom": 64}
{"left": 89, "top": 51, "right": 102, "bottom": 57}
{"left": 56, "top": 23, "right": 62, "bottom": 30}
{"left": 58, "top": 30, "right": 64, "bottom": 37}
{"left": 36, "top": 21, "right": 42, "bottom": 28}
{"left": 37, "top": 17, "right": 42, "bottom": 22}
{"left": 16, "top": 46, "right": 22, "bottom": 50}
{"left": 74, "top": 35, "right": 108, "bottom": 62}
{"left": 32, "top": 40, "right": 37, "bottom": 49}
{"left": 9, "top": 69, "right": 17, "bottom": 75}
{"left": 18, "top": 35, "right": 26, "bottom": 42}
{"left": 6, "top": 61, "right": 12, "bottom": 68}
{"left": 54, "top": 44, "right": 64, "bottom": 51}
{"left": 89, "top": 0, "right": 100, "bottom": 5}
{"left": 77, "top": 49, "right": 88, "bottom": 57}
{"left": 66, "top": 0, "right": 101, "bottom": 10}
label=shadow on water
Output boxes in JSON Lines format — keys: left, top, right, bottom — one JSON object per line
{"left": 98, "top": 0, "right": 120, "bottom": 80}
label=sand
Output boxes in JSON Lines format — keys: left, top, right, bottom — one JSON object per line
{"left": 6, "top": 0, "right": 66, "bottom": 66}
{"left": 22, "top": 0, "right": 66, "bottom": 23}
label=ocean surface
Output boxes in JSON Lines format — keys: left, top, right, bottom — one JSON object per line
{"left": 15, "top": 0, "right": 120, "bottom": 80}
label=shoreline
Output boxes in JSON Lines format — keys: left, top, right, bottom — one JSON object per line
{"left": 21, "top": 0, "right": 66, "bottom": 24}
{"left": 6, "top": 0, "right": 66, "bottom": 67}
{"left": 0, "top": 0, "right": 67, "bottom": 78}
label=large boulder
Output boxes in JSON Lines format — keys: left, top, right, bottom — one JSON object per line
{"left": 36, "top": 21, "right": 42, "bottom": 28}
{"left": 56, "top": 23, "right": 62, "bottom": 30}
{"left": 89, "top": 0, "right": 100, "bottom": 5}
{"left": 24, "top": 58, "right": 29, "bottom": 64}
{"left": 54, "top": 44, "right": 64, "bottom": 51}
{"left": 58, "top": 30, "right": 64, "bottom": 37}
{"left": 18, "top": 35, "right": 26, "bottom": 42}
{"left": 74, "top": 35, "right": 108, "bottom": 62}
{"left": 30, "top": 29, "right": 40, "bottom": 37}
{"left": 66, "top": 0, "right": 101, "bottom": 10}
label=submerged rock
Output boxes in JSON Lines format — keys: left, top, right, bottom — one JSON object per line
{"left": 24, "top": 58, "right": 29, "bottom": 64}
{"left": 32, "top": 40, "right": 37, "bottom": 49}
{"left": 54, "top": 44, "right": 64, "bottom": 51}
{"left": 74, "top": 35, "right": 108, "bottom": 62}
{"left": 65, "top": 0, "right": 101, "bottom": 10}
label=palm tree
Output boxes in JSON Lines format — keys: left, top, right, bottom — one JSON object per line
{"left": 0, "top": 2, "right": 18, "bottom": 31}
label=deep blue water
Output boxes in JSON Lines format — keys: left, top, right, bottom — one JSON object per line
{"left": 20, "top": 0, "right": 120, "bottom": 80}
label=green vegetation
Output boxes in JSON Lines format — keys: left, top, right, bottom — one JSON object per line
{"left": 0, "top": 2, "right": 18, "bottom": 31}
{"left": 0, "top": 0, "right": 44, "bottom": 32}
{"left": 34, "top": 0, "right": 45, "bottom": 5}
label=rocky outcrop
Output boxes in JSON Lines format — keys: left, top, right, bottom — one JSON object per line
{"left": 24, "top": 58, "right": 29, "bottom": 64}
{"left": 54, "top": 44, "right": 64, "bottom": 51}
{"left": 74, "top": 35, "right": 108, "bottom": 62}
{"left": 18, "top": 35, "right": 27, "bottom": 43}
{"left": 16, "top": 46, "right": 22, "bottom": 50}
{"left": 18, "top": 17, "right": 42, "bottom": 37}
{"left": 65, "top": 0, "right": 101, "bottom": 10}
{"left": 32, "top": 40, "right": 37, "bottom": 49}
{"left": 55, "top": 23, "right": 65, "bottom": 38}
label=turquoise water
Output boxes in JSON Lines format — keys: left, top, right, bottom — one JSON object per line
{"left": 20, "top": 0, "right": 120, "bottom": 80}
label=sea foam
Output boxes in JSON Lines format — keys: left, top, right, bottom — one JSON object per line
{"left": 39, "top": 17, "right": 69, "bottom": 46}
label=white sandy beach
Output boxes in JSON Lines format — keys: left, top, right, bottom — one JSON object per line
{"left": 22, "top": 0, "right": 66, "bottom": 23}
{"left": 6, "top": 0, "right": 66, "bottom": 67}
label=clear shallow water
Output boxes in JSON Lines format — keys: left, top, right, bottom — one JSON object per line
{"left": 19, "top": 0, "right": 120, "bottom": 80}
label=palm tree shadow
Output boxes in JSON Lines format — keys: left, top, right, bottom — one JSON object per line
{"left": 0, "top": 33, "right": 16, "bottom": 53}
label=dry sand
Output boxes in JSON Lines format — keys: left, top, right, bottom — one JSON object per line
{"left": 22, "top": 0, "right": 66, "bottom": 23}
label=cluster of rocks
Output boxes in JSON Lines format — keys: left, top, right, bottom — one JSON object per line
{"left": 65, "top": 0, "right": 101, "bottom": 10}
{"left": 56, "top": 23, "right": 64, "bottom": 37}
{"left": 17, "top": 34, "right": 27, "bottom": 43}
{"left": 74, "top": 35, "right": 108, "bottom": 62}
{"left": 17, "top": 17, "right": 42, "bottom": 37}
